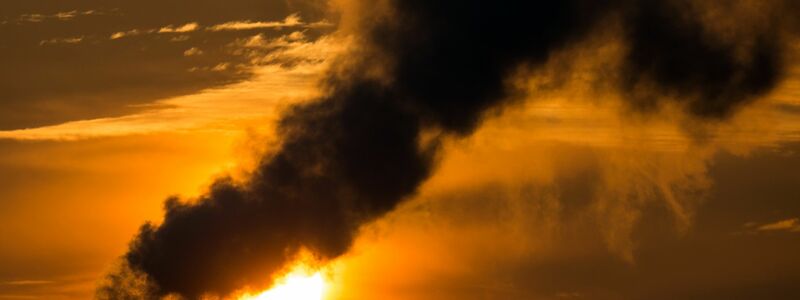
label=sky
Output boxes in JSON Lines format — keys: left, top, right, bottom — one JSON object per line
{"left": 1, "top": 0, "right": 800, "bottom": 299}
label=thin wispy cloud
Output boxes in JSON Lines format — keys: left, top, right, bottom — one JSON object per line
{"left": 109, "top": 23, "right": 198, "bottom": 40}
{"left": 39, "top": 36, "right": 84, "bottom": 46}
{"left": 758, "top": 218, "right": 800, "bottom": 232}
{"left": 183, "top": 47, "right": 203, "bottom": 56}
{"left": 158, "top": 22, "right": 200, "bottom": 33}
{"left": 0, "top": 35, "right": 341, "bottom": 141}
{"left": 17, "top": 10, "right": 103, "bottom": 23}
{"left": 108, "top": 14, "right": 328, "bottom": 42}
{"left": 1, "top": 281, "right": 53, "bottom": 286}
{"left": 170, "top": 35, "right": 191, "bottom": 42}
{"left": 207, "top": 14, "right": 303, "bottom": 31}
{"left": 110, "top": 29, "right": 149, "bottom": 39}
{"left": 109, "top": 22, "right": 199, "bottom": 40}
{"left": 306, "top": 19, "right": 335, "bottom": 29}
{"left": 0, "top": 294, "right": 38, "bottom": 299}
{"left": 0, "top": 66, "right": 313, "bottom": 141}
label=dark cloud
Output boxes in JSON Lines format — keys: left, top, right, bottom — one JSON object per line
{"left": 619, "top": 0, "right": 785, "bottom": 118}
{"left": 366, "top": 0, "right": 615, "bottom": 133}
{"left": 102, "top": 0, "right": 799, "bottom": 298}
{"left": 108, "top": 80, "right": 435, "bottom": 298}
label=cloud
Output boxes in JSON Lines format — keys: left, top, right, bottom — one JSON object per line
{"left": 53, "top": 10, "right": 83, "bottom": 20}
{"left": 1, "top": 281, "right": 53, "bottom": 286}
{"left": 0, "top": 66, "right": 307, "bottom": 141}
{"left": 39, "top": 36, "right": 84, "bottom": 46}
{"left": 17, "top": 10, "right": 101, "bottom": 23}
{"left": 100, "top": 0, "right": 800, "bottom": 297}
{"left": 207, "top": 14, "right": 304, "bottom": 31}
{"left": 228, "top": 33, "right": 346, "bottom": 68}
{"left": 326, "top": 135, "right": 800, "bottom": 300}
{"left": 109, "top": 14, "right": 320, "bottom": 41}
{"left": 183, "top": 47, "right": 203, "bottom": 56}
{"left": 19, "top": 14, "right": 47, "bottom": 23}
{"left": 111, "top": 23, "right": 201, "bottom": 40}
{"left": 758, "top": 218, "right": 800, "bottom": 232}
{"left": 1, "top": 7, "right": 334, "bottom": 131}
{"left": 0, "top": 295, "right": 38, "bottom": 299}
{"left": 158, "top": 22, "right": 200, "bottom": 33}
{"left": 110, "top": 22, "right": 198, "bottom": 40}
{"left": 306, "top": 19, "right": 335, "bottom": 29}
{"left": 110, "top": 29, "right": 148, "bottom": 40}
{"left": 0, "top": 35, "right": 341, "bottom": 141}
{"left": 170, "top": 35, "right": 191, "bottom": 42}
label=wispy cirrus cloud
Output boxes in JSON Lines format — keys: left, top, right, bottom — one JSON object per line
{"left": 0, "top": 34, "right": 343, "bottom": 141}
{"left": 15, "top": 9, "right": 104, "bottom": 23}
{"left": 1, "top": 281, "right": 53, "bottom": 286}
{"left": 109, "top": 29, "right": 148, "bottom": 39}
{"left": 183, "top": 47, "right": 203, "bottom": 56}
{"left": 110, "top": 14, "right": 309, "bottom": 41}
{"left": 110, "top": 22, "right": 198, "bottom": 40}
{"left": 158, "top": 22, "right": 200, "bottom": 33}
{"left": 107, "top": 13, "right": 330, "bottom": 41}
{"left": 740, "top": 217, "right": 800, "bottom": 235}
{"left": 207, "top": 13, "right": 304, "bottom": 31}
{"left": 39, "top": 36, "right": 84, "bottom": 46}
{"left": 0, "top": 65, "right": 315, "bottom": 141}
{"left": 758, "top": 218, "right": 800, "bottom": 232}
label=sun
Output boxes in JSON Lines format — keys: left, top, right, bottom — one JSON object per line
{"left": 238, "top": 266, "right": 327, "bottom": 300}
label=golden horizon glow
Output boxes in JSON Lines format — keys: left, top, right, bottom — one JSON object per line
{"left": 238, "top": 265, "right": 328, "bottom": 300}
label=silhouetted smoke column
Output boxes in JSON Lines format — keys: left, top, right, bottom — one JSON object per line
{"left": 105, "top": 0, "right": 794, "bottom": 298}
{"left": 621, "top": 1, "right": 784, "bottom": 117}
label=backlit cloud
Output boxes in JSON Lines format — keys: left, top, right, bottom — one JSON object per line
{"left": 758, "top": 218, "right": 800, "bottom": 232}
{"left": 207, "top": 14, "right": 303, "bottom": 31}
{"left": 183, "top": 47, "right": 203, "bottom": 56}
{"left": 16, "top": 9, "right": 103, "bottom": 23}
{"left": 110, "top": 29, "right": 148, "bottom": 39}
{"left": 158, "top": 22, "right": 200, "bottom": 33}
{"left": 1, "top": 280, "right": 53, "bottom": 286}
{"left": 108, "top": 14, "right": 319, "bottom": 41}
{"left": 39, "top": 36, "right": 84, "bottom": 46}
{"left": 0, "top": 34, "right": 342, "bottom": 141}
{"left": 110, "top": 22, "right": 200, "bottom": 40}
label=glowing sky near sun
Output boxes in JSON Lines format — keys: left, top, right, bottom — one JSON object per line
{"left": 239, "top": 272, "right": 326, "bottom": 300}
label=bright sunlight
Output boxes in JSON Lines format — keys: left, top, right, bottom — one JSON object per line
{"left": 238, "top": 265, "right": 327, "bottom": 300}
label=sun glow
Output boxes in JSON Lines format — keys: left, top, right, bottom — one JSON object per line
{"left": 238, "top": 266, "right": 327, "bottom": 300}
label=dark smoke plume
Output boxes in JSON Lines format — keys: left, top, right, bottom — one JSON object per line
{"left": 620, "top": 0, "right": 785, "bottom": 117}
{"left": 99, "top": 0, "right": 797, "bottom": 298}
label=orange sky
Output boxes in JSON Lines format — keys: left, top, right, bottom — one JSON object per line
{"left": 2, "top": 1, "right": 800, "bottom": 299}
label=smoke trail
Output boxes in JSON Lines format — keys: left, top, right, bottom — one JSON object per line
{"left": 100, "top": 0, "right": 796, "bottom": 298}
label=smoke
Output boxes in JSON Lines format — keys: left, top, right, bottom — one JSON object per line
{"left": 100, "top": 0, "right": 798, "bottom": 298}
{"left": 620, "top": 0, "right": 785, "bottom": 117}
